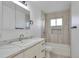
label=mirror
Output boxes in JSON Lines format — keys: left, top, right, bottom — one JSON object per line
{"left": 15, "top": 3, "right": 31, "bottom": 29}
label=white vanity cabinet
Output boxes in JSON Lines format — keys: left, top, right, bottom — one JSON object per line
{"left": 13, "top": 40, "right": 45, "bottom": 58}
{"left": 24, "top": 40, "right": 45, "bottom": 58}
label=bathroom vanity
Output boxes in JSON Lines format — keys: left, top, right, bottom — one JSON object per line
{"left": 0, "top": 38, "right": 45, "bottom": 58}
{"left": 12, "top": 38, "right": 45, "bottom": 58}
{"left": 0, "top": 1, "right": 45, "bottom": 58}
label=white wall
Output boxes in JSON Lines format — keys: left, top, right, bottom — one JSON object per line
{"left": 27, "top": 2, "right": 42, "bottom": 38}
{"left": 71, "top": 1, "right": 79, "bottom": 57}
{"left": 71, "top": 2, "right": 79, "bottom": 27}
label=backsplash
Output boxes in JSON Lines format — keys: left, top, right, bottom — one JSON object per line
{"left": 0, "top": 30, "right": 33, "bottom": 41}
{"left": 0, "top": 29, "right": 33, "bottom": 46}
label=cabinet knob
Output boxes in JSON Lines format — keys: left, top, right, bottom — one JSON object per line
{"left": 41, "top": 49, "right": 45, "bottom": 52}
{"left": 34, "top": 56, "right": 36, "bottom": 58}
{"left": 42, "top": 43, "right": 45, "bottom": 45}
{"left": 33, "top": 56, "right": 36, "bottom": 58}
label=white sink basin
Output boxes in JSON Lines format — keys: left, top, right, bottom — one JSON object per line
{"left": 0, "top": 44, "right": 19, "bottom": 49}
{"left": 11, "top": 39, "right": 35, "bottom": 47}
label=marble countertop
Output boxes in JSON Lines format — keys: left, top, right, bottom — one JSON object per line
{"left": 0, "top": 38, "right": 44, "bottom": 58}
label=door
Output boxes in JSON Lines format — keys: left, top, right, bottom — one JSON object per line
{"left": 45, "top": 10, "right": 70, "bottom": 45}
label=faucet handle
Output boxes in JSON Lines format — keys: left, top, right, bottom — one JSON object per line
{"left": 19, "top": 34, "right": 24, "bottom": 38}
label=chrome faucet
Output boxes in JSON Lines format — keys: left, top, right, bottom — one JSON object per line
{"left": 19, "top": 34, "right": 24, "bottom": 41}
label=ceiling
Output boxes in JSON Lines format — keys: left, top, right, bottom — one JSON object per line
{"left": 28, "top": 1, "right": 71, "bottom": 13}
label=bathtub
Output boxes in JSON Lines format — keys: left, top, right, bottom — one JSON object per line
{"left": 45, "top": 42, "right": 70, "bottom": 57}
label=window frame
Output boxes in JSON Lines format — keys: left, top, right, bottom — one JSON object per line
{"left": 50, "top": 17, "right": 63, "bottom": 27}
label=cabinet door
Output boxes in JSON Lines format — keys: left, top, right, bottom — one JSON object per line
{"left": 24, "top": 40, "right": 45, "bottom": 58}
{"left": 14, "top": 53, "right": 24, "bottom": 58}
{"left": 24, "top": 47, "right": 36, "bottom": 58}
{"left": 35, "top": 40, "right": 45, "bottom": 58}
{"left": 2, "top": 2, "right": 15, "bottom": 30}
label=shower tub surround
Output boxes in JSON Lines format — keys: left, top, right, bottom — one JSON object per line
{"left": 0, "top": 38, "right": 45, "bottom": 58}
{"left": 45, "top": 43, "right": 70, "bottom": 58}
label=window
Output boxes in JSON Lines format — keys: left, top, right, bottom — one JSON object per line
{"left": 50, "top": 19, "right": 56, "bottom": 26}
{"left": 50, "top": 18, "right": 62, "bottom": 26}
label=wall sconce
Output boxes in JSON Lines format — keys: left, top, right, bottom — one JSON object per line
{"left": 20, "top": 1, "right": 27, "bottom": 6}
{"left": 29, "top": 20, "right": 33, "bottom": 25}
{"left": 25, "top": 20, "right": 33, "bottom": 29}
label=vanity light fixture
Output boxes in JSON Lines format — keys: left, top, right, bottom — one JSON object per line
{"left": 29, "top": 20, "right": 33, "bottom": 25}
{"left": 12, "top": 1, "right": 29, "bottom": 11}
{"left": 25, "top": 20, "right": 33, "bottom": 29}
{"left": 20, "top": 1, "right": 27, "bottom": 6}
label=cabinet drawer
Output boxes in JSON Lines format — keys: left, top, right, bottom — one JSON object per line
{"left": 24, "top": 46, "right": 36, "bottom": 58}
